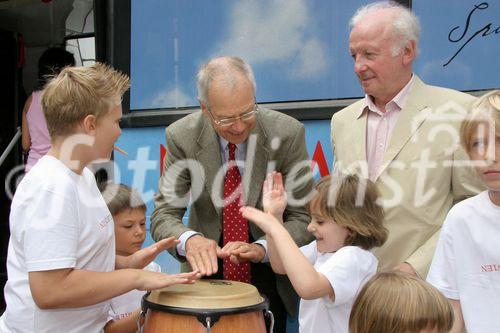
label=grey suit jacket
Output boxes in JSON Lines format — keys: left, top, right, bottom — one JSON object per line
{"left": 331, "top": 76, "right": 484, "bottom": 277}
{"left": 151, "top": 108, "right": 313, "bottom": 315}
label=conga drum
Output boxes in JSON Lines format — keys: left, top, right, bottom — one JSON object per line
{"left": 141, "top": 279, "right": 273, "bottom": 333}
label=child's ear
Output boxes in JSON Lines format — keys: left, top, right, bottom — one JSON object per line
{"left": 344, "top": 229, "right": 356, "bottom": 246}
{"left": 82, "top": 115, "right": 97, "bottom": 134}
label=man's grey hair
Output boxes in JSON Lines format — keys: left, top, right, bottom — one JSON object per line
{"left": 196, "top": 56, "right": 257, "bottom": 107}
{"left": 349, "top": 1, "right": 420, "bottom": 57}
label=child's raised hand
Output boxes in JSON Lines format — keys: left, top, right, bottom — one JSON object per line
{"left": 262, "top": 172, "right": 287, "bottom": 221}
{"left": 240, "top": 206, "right": 282, "bottom": 235}
{"left": 128, "top": 237, "right": 179, "bottom": 269}
{"left": 137, "top": 270, "right": 200, "bottom": 291}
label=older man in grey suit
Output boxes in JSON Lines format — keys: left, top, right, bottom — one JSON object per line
{"left": 151, "top": 56, "right": 313, "bottom": 333}
{"left": 331, "top": 2, "right": 483, "bottom": 279}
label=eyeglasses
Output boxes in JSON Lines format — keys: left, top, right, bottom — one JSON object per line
{"left": 207, "top": 103, "right": 259, "bottom": 127}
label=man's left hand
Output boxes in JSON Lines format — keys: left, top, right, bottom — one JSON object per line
{"left": 393, "top": 262, "right": 418, "bottom": 277}
{"left": 220, "top": 242, "right": 265, "bottom": 264}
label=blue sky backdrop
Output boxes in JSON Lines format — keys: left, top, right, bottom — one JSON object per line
{"left": 130, "top": 0, "right": 500, "bottom": 110}
{"left": 130, "top": 0, "right": 369, "bottom": 110}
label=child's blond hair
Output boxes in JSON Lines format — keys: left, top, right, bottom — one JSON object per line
{"left": 349, "top": 272, "right": 453, "bottom": 333}
{"left": 308, "top": 173, "right": 388, "bottom": 250}
{"left": 41, "top": 62, "right": 130, "bottom": 138}
{"left": 460, "top": 90, "right": 500, "bottom": 155}
{"left": 100, "top": 183, "right": 146, "bottom": 216}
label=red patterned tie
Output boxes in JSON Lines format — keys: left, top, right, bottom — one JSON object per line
{"left": 222, "top": 143, "right": 251, "bottom": 283}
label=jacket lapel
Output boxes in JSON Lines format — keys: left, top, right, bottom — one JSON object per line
{"left": 336, "top": 105, "right": 368, "bottom": 176}
{"left": 375, "top": 76, "right": 429, "bottom": 179}
{"left": 196, "top": 118, "right": 224, "bottom": 218}
{"left": 243, "top": 118, "right": 269, "bottom": 209}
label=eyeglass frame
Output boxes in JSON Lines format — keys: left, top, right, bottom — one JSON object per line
{"left": 206, "top": 102, "right": 259, "bottom": 127}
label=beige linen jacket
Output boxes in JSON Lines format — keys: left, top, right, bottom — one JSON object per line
{"left": 330, "top": 76, "right": 484, "bottom": 277}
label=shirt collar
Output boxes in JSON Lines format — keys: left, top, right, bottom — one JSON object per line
{"left": 356, "top": 74, "right": 415, "bottom": 119}
{"left": 218, "top": 136, "right": 247, "bottom": 155}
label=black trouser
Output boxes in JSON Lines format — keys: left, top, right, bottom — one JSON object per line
{"left": 204, "top": 259, "right": 287, "bottom": 333}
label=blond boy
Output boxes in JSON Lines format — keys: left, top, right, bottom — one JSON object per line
{"left": 427, "top": 90, "right": 500, "bottom": 333}
{"left": 0, "top": 64, "right": 198, "bottom": 333}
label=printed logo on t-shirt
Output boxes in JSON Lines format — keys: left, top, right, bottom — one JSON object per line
{"left": 481, "top": 264, "right": 500, "bottom": 272}
{"left": 113, "top": 312, "right": 133, "bottom": 320}
{"left": 98, "top": 214, "right": 113, "bottom": 229}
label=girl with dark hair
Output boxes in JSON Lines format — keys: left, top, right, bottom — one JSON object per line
{"left": 21, "top": 47, "right": 75, "bottom": 172}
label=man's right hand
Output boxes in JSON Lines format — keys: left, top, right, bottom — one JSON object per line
{"left": 185, "top": 235, "right": 221, "bottom": 276}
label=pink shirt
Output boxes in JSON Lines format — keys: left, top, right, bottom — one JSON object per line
{"left": 25, "top": 90, "right": 51, "bottom": 172}
{"left": 364, "top": 76, "right": 415, "bottom": 180}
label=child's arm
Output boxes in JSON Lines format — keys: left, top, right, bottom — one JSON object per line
{"left": 21, "top": 94, "right": 32, "bottom": 152}
{"left": 262, "top": 171, "right": 287, "bottom": 274}
{"left": 239, "top": 172, "right": 286, "bottom": 274}
{"left": 29, "top": 268, "right": 198, "bottom": 309}
{"left": 266, "top": 234, "right": 285, "bottom": 274}
{"left": 241, "top": 207, "right": 333, "bottom": 300}
{"left": 115, "top": 237, "right": 178, "bottom": 269}
{"left": 449, "top": 299, "right": 465, "bottom": 333}
{"left": 221, "top": 172, "right": 288, "bottom": 270}
{"left": 261, "top": 172, "right": 288, "bottom": 274}
{"left": 104, "top": 309, "right": 142, "bottom": 333}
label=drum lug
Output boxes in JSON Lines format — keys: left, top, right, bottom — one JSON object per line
{"left": 206, "top": 317, "right": 211, "bottom": 333}
{"left": 197, "top": 314, "right": 220, "bottom": 332}
{"left": 137, "top": 310, "right": 146, "bottom": 333}
{"left": 265, "top": 310, "right": 274, "bottom": 333}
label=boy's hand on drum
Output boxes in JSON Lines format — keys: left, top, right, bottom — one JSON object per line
{"left": 137, "top": 270, "right": 200, "bottom": 291}
{"left": 185, "top": 235, "right": 221, "bottom": 276}
{"left": 128, "top": 237, "right": 179, "bottom": 269}
{"left": 220, "top": 242, "right": 265, "bottom": 264}
{"left": 262, "top": 172, "right": 287, "bottom": 222}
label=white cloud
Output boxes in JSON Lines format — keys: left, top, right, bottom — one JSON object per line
{"left": 292, "top": 38, "right": 327, "bottom": 78}
{"left": 150, "top": 86, "right": 194, "bottom": 108}
{"left": 213, "top": 0, "right": 328, "bottom": 79}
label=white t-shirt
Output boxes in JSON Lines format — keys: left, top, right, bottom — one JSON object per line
{"left": 0, "top": 155, "right": 115, "bottom": 333}
{"left": 298, "top": 243, "right": 378, "bottom": 333}
{"left": 427, "top": 191, "right": 500, "bottom": 333}
{"left": 107, "top": 262, "right": 161, "bottom": 325}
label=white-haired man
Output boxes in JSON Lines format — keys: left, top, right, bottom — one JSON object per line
{"left": 331, "top": 2, "right": 483, "bottom": 278}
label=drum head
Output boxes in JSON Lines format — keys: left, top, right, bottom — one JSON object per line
{"left": 144, "top": 279, "right": 265, "bottom": 310}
